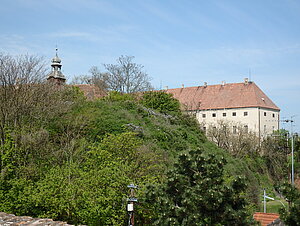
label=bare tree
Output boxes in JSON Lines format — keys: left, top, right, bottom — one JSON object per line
{"left": 0, "top": 53, "right": 80, "bottom": 178}
{"left": 205, "top": 120, "right": 259, "bottom": 157}
{"left": 72, "top": 56, "right": 152, "bottom": 93}
{"left": 0, "top": 53, "right": 74, "bottom": 143}
{"left": 71, "top": 66, "right": 108, "bottom": 91}
{"left": 104, "top": 55, "right": 152, "bottom": 93}
{"left": 0, "top": 53, "right": 45, "bottom": 136}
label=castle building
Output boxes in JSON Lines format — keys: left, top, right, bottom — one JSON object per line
{"left": 165, "top": 79, "right": 280, "bottom": 137}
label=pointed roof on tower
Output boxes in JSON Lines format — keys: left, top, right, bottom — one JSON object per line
{"left": 47, "top": 48, "right": 66, "bottom": 83}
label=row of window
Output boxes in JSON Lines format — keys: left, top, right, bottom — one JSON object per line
{"left": 202, "top": 112, "right": 276, "bottom": 118}
{"left": 202, "top": 112, "right": 247, "bottom": 118}
{"left": 264, "top": 112, "right": 276, "bottom": 118}
{"left": 202, "top": 125, "right": 248, "bottom": 133}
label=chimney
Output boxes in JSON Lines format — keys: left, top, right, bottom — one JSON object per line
{"left": 164, "top": 86, "right": 168, "bottom": 90}
{"left": 221, "top": 81, "right": 226, "bottom": 86}
{"left": 204, "top": 82, "right": 207, "bottom": 87}
{"left": 244, "top": 78, "right": 249, "bottom": 85}
{"left": 181, "top": 84, "right": 184, "bottom": 88}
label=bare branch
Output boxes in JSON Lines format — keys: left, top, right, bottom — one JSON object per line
{"left": 103, "top": 55, "right": 152, "bottom": 93}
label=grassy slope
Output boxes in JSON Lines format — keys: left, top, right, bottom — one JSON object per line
{"left": 66, "top": 98, "right": 272, "bottom": 208}
{"left": 0, "top": 96, "right": 275, "bottom": 224}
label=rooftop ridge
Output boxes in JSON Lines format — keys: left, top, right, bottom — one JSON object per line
{"left": 165, "top": 82, "right": 250, "bottom": 90}
{"left": 165, "top": 81, "right": 280, "bottom": 111}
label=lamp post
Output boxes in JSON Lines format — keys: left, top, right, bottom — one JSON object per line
{"left": 127, "top": 184, "right": 138, "bottom": 226}
{"left": 283, "top": 117, "right": 295, "bottom": 185}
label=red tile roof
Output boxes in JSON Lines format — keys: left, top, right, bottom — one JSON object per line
{"left": 253, "top": 212, "right": 280, "bottom": 226}
{"left": 165, "top": 82, "right": 280, "bottom": 111}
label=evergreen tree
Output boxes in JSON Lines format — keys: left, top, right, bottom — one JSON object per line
{"left": 145, "top": 147, "right": 254, "bottom": 225}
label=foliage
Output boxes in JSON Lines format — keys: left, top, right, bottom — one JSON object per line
{"left": 0, "top": 130, "right": 16, "bottom": 180}
{"left": 278, "top": 183, "right": 300, "bottom": 225}
{"left": 144, "top": 147, "right": 254, "bottom": 225}
{"left": 141, "top": 91, "right": 181, "bottom": 116}
{"left": 206, "top": 121, "right": 291, "bottom": 183}
{"left": 103, "top": 91, "right": 137, "bottom": 102}
{"left": 0, "top": 91, "right": 208, "bottom": 225}
{"left": 0, "top": 72, "right": 289, "bottom": 225}
{"left": 261, "top": 136, "right": 289, "bottom": 181}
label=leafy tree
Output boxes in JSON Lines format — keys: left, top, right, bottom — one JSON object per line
{"left": 144, "top": 147, "right": 253, "bottom": 225}
{"left": 0, "top": 130, "right": 16, "bottom": 180}
{"left": 278, "top": 183, "right": 300, "bottom": 225}
{"left": 142, "top": 91, "right": 181, "bottom": 116}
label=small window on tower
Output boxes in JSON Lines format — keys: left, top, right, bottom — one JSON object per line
{"left": 223, "top": 113, "right": 226, "bottom": 117}
{"left": 273, "top": 113, "right": 275, "bottom": 118}
{"left": 212, "top": 113, "right": 216, "bottom": 117}
{"left": 202, "top": 114, "right": 206, "bottom": 118}
{"left": 244, "top": 125, "right": 248, "bottom": 133}
{"left": 232, "top": 112, "right": 236, "bottom": 116}
{"left": 264, "top": 112, "right": 267, "bottom": 116}
{"left": 244, "top": 112, "right": 248, "bottom": 116}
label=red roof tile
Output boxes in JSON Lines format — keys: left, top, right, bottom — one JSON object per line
{"left": 165, "top": 82, "right": 280, "bottom": 111}
{"left": 253, "top": 212, "right": 280, "bottom": 226}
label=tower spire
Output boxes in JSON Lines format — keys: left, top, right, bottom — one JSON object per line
{"left": 47, "top": 48, "right": 66, "bottom": 85}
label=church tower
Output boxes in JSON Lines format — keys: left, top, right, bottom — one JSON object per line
{"left": 47, "top": 48, "right": 66, "bottom": 85}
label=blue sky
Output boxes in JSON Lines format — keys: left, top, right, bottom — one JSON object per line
{"left": 1, "top": 0, "right": 299, "bottom": 132}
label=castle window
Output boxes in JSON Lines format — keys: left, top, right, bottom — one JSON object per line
{"left": 272, "top": 113, "right": 275, "bottom": 118}
{"left": 244, "top": 125, "right": 248, "bottom": 133}
{"left": 264, "top": 112, "right": 267, "bottom": 116}
{"left": 202, "top": 114, "right": 206, "bottom": 118}
{"left": 244, "top": 112, "right": 248, "bottom": 116}
{"left": 232, "top": 112, "right": 236, "bottom": 116}
{"left": 223, "top": 113, "right": 226, "bottom": 117}
{"left": 212, "top": 113, "right": 216, "bottom": 117}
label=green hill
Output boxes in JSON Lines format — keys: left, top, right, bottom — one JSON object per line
{"left": 0, "top": 89, "right": 285, "bottom": 225}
